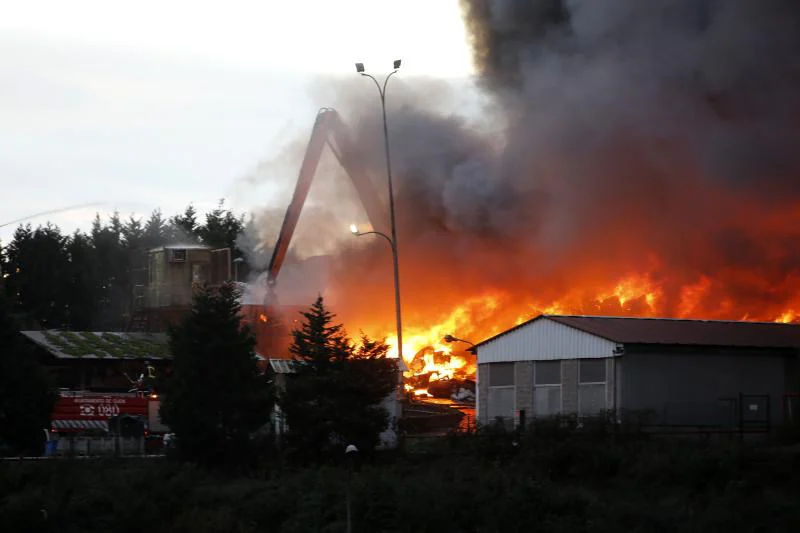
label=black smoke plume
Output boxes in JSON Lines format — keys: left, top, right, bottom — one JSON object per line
{"left": 261, "top": 0, "right": 800, "bottom": 339}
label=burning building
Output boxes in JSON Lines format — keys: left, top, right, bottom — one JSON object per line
{"left": 244, "top": 0, "right": 800, "bottom": 400}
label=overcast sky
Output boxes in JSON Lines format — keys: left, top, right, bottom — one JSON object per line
{"left": 0, "top": 0, "right": 474, "bottom": 242}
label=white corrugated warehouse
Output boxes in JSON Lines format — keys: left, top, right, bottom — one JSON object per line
{"left": 473, "top": 315, "right": 800, "bottom": 430}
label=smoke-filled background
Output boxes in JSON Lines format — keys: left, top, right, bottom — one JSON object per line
{"left": 245, "top": 0, "right": 800, "bottom": 350}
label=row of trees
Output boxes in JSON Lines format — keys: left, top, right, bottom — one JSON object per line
{"left": 161, "top": 288, "right": 398, "bottom": 466}
{"left": 0, "top": 203, "right": 397, "bottom": 462}
{"left": 0, "top": 278, "right": 397, "bottom": 462}
{"left": 0, "top": 201, "right": 245, "bottom": 330}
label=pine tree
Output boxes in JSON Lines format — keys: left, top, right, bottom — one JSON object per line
{"left": 121, "top": 215, "right": 144, "bottom": 249}
{"left": 170, "top": 204, "right": 200, "bottom": 243}
{"left": 198, "top": 199, "right": 245, "bottom": 251}
{"left": 3, "top": 224, "right": 33, "bottom": 314}
{"left": 5, "top": 224, "right": 71, "bottom": 328}
{"left": 0, "top": 238, "right": 7, "bottom": 281}
{"left": 281, "top": 297, "right": 398, "bottom": 462}
{"left": 64, "top": 231, "right": 99, "bottom": 330}
{"left": 0, "top": 289, "right": 57, "bottom": 456}
{"left": 160, "top": 283, "right": 274, "bottom": 467}
{"left": 143, "top": 209, "right": 168, "bottom": 248}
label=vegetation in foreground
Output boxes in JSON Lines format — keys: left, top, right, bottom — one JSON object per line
{"left": 282, "top": 296, "right": 398, "bottom": 462}
{"left": 0, "top": 291, "right": 56, "bottom": 456}
{"left": 160, "top": 283, "right": 274, "bottom": 468}
{"left": 2, "top": 435, "right": 799, "bottom": 532}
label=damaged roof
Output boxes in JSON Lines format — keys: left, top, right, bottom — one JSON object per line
{"left": 21, "top": 330, "right": 170, "bottom": 360}
{"left": 476, "top": 315, "right": 800, "bottom": 350}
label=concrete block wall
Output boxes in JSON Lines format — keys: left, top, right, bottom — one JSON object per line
{"left": 515, "top": 362, "right": 533, "bottom": 424}
{"left": 478, "top": 358, "right": 617, "bottom": 425}
{"left": 477, "top": 364, "right": 489, "bottom": 425}
{"left": 562, "top": 360, "right": 579, "bottom": 413}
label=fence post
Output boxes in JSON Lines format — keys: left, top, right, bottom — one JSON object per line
{"left": 738, "top": 393, "right": 744, "bottom": 443}
{"left": 766, "top": 394, "right": 772, "bottom": 435}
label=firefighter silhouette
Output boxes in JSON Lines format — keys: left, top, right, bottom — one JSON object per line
{"left": 141, "top": 360, "right": 157, "bottom": 391}
{"left": 125, "top": 360, "right": 157, "bottom": 393}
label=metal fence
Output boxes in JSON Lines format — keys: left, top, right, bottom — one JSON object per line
{"left": 784, "top": 394, "right": 800, "bottom": 425}
{"left": 476, "top": 393, "right": 777, "bottom": 439}
{"left": 50, "top": 435, "right": 146, "bottom": 457}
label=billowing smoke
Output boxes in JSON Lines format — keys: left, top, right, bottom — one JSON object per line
{"left": 254, "top": 0, "right": 800, "bottom": 346}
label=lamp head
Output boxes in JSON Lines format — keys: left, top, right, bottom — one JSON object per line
{"left": 443, "top": 334, "right": 457, "bottom": 343}
{"left": 349, "top": 224, "right": 359, "bottom": 235}
{"left": 393, "top": 59, "right": 402, "bottom": 69}
{"left": 355, "top": 62, "right": 365, "bottom": 73}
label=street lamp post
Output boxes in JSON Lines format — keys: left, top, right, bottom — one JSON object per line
{"left": 353, "top": 60, "right": 404, "bottom": 365}
{"left": 345, "top": 444, "right": 359, "bottom": 533}
{"left": 443, "top": 334, "right": 476, "bottom": 348}
{"left": 233, "top": 257, "right": 244, "bottom": 282}
{"left": 349, "top": 224, "right": 402, "bottom": 352}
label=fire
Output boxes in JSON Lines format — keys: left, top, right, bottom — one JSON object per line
{"left": 352, "top": 269, "right": 800, "bottom": 397}
{"left": 595, "top": 275, "right": 661, "bottom": 310}
{"left": 379, "top": 295, "right": 502, "bottom": 381}
{"left": 246, "top": 0, "right": 800, "bottom": 404}
{"left": 258, "top": 314, "right": 267, "bottom": 323}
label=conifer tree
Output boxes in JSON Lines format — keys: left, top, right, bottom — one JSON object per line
{"left": 160, "top": 283, "right": 274, "bottom": 467}
{"left": 281, "top": 297, "right": 397, "bottom": 461}
{"left": 0, "top": 289, "right": 56, "bottom": 455}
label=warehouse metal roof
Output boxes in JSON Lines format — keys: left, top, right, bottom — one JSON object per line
{"left": 475, "top": 315, "right": 800, "bottom": 350}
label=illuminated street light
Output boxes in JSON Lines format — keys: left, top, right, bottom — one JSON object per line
{"left": 443, "top": 334, "right": 476, "bottom": 346}
{"left": 352, "top": 59, "right": 404, "bottom": 366}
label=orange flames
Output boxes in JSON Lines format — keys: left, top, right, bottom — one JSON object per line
{"left": 344, "top": 269, "right": 800, "bottom": 393}
{"left": 253, "top": 141, "right": 800, "bottom": 398}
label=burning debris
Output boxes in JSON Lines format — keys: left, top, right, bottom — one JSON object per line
{"left": 402, "top": 345, "right": 475, "bottom": 400}
{"left": 247, "top": 1, "right": 800, "bottom": 393}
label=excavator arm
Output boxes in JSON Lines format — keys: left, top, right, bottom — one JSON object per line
{"left": 266, "top": 107, "right": 387, "bottom": 293}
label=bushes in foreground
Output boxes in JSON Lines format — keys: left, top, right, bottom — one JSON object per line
{"left": 2, "top": 437, "right": 800, "bottom": 532}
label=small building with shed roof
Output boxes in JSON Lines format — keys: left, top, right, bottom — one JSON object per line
{"left": 474, "top": 315, "right": 800, "bottom": 431}
{"left": 21, "top": 329, "right": 171, "bottom": 392}
{"left": 19, "top": 330, "right": 173, "bottom": 447}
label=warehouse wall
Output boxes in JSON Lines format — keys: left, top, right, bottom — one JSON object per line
{"left": 477, "top": 364, "right": 489, "bottom": 425}
{"left": 477, "top": 318, "right": 617, "bottom": 363}
{"left": 476, "top": 358, "right": 618, "bottom": 426}
{"left": 620, "top": 349, "right": 795, "bottom": 426}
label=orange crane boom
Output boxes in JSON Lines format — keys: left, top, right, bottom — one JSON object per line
{"left": 265, "top": 107, "right": 387, "bottom": 297}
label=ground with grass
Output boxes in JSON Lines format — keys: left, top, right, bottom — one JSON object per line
{"left": 1, "top": 435, "right": 799, "bottom": 532}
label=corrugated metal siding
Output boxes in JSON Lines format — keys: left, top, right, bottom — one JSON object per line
{"left": 478, "top": 318, "right": 618, "bottom": 363}
{"left": 620, "top": 351, "right": 789, "bottom": 424}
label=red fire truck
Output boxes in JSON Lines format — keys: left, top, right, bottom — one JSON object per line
{"left": 47, "top": 390, "right": 169, "bottom": 455}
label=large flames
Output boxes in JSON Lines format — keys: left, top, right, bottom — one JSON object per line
{"left": 245, "top": 2, "right": 800, "bottom": 401}
{"left": 350, "top": 269, "right": 800, "bottom": 396}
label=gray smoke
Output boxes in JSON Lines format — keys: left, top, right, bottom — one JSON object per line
{"left": 459, "top": 0, "right": 800, "bottom": 197}
{"left": 252, "top": 0, "right": 800, "bottom": 334}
